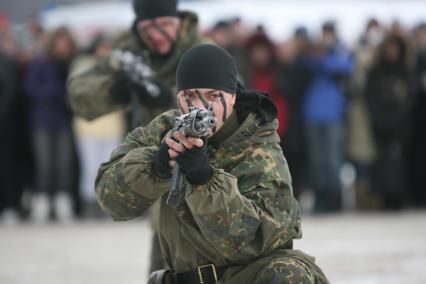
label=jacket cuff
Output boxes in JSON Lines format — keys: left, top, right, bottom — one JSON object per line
{"left": 121, "top": 146, "right": 170, "bottom": 200}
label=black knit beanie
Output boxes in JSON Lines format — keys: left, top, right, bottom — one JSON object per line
{"left": 133, "top": 0, "right": 178, "bottom": 21}
{"left": 176, "top": 44, "right": 238, "bottom": 94}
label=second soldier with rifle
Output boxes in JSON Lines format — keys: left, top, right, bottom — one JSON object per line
{"left": 67, "top": 0, "right": 203, "bottom": 273}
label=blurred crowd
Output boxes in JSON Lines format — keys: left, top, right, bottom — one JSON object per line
{"left": 1, "top": 10, "right": 426, "bottom": 223}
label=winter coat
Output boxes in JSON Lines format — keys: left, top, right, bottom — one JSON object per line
{"left": 25, "top": 56, "right": 72, "bottom": 129}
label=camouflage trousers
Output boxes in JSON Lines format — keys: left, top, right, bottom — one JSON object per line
{"left": 253, "top": 256, "right": 319, "bottom": 284}
{"left": 221, "top": 249, "right": 329, "bottom": 284}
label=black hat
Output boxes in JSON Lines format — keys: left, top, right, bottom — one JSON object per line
{"left": 176, "top": 44, "right": 238, "bottom": 94}
{"left": 133, "top": 0, "right": 178, "bottom": 21}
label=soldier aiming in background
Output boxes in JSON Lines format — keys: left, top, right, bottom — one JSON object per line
{"left": 67, "top": 0, "right": 203, "bottom": 273}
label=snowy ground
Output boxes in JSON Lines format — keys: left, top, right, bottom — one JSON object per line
{"left": 1, "top": 211, "right": 425, "bottom": 284}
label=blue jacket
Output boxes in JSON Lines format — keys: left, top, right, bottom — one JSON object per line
{"left": 302, "top": 44, "right": 353, "bottom": 125}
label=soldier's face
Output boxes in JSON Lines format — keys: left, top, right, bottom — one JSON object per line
{"left": 137, "top": 17, "right": 180, "bottom": 55}
{"left": 177, "top": 88, "right": 236, "bottom": 136}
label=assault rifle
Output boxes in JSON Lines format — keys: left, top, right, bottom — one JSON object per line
{"left": 110, "top": 49, "right": 161, "bottom": 128}
{"left": 166, "top": 104, "right": 217, "bottom": 208}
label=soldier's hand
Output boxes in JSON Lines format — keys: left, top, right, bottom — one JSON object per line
{"left": 110, "top": 71, "right": 132, "bottom": 104}
{"left": 166, "top": 132, "right": 212, "bottom": 185}
{"left": 133, "top": 79, "right": 172, "bottom": 108}
{"left": 166, "top": 131, "right": 204, "bottom": 158}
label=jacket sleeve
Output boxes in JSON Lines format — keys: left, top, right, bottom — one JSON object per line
{"left": 184, "top": 146, "right": 301, "bottom": 262}
{"left": 67, "top": 56, "right": 123, "bottom": 121}
{"left": 95, "top": 112, "right": 176, "bottom": 221}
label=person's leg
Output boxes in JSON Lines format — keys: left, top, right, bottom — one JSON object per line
{"left": 322, "top": 122, "right": 344, "bottom": 211}
{"left": 55, "top": 128, "right": 73, "bottom": 193}
{"left": 31, "top": 128, "right": 53, "bottom": 221}
{"left": 32, "top": 128, "right": 52, "bottom": 193}
{"left": 253, "top": 256, "right": 316, "bottom": 284}
{"left": 305, "top": 125, "right": 328, "bottom": 213}
{"left": 0, "top": 127, "right": 15, "bottom": 212}
{"left": 53, "top": 128, "right": 74, "bottom": 221}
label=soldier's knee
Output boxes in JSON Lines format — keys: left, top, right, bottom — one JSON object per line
{"left": 253, "top": 257, "right": 315, "bottom": 284}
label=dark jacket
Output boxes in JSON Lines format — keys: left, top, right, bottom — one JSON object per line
{"left": 24, "top": 56, "right": 72, "bottom": 129}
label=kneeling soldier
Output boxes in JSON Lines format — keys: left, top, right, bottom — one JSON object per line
{"left": 95, "top": 44, "right": 329, "bottom": 284}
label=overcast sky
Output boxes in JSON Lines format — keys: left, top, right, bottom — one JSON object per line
{"left": 0, "top": 0, "right": 117, "bottom": 22}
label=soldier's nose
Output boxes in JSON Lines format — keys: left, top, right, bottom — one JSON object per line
{"left": 192, "top": 100, "right": 206, "bottom": 110}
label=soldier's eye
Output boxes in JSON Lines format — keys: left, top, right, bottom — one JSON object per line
{"left": 207, "top": 94, "right": 220, "bottom": 100}
{"left": 183, "top": 92, "right": 195, "bottom": 99}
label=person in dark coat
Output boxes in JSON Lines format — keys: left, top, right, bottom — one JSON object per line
{"left": 408, "top": 23, "right": 426, "bottom": 207}
{"left": 276, "top": 27, "right": 313, "bottom": 198}
{"left": 24, "top": 26, "right": 77, "bottom": 221}
{"left": 0, "top": 48, "right": 20, "bottom": 219}
{"left": 365, "top": 34, "right": 412, "bottom": 209}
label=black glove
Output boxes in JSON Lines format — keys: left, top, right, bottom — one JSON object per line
{"left": 175, "top": 143, "right": 213, "bottom": 185}
{"left": 134, "top": 78, "right": 172, "bottom": 108}
{"left": 153, "top": 141, "right": 172, "bottom": 178}
{"left": 110, "top": 70, "right": 132, "bottom": 104}
{"left": 110, "top": 71, "right": 172, "bottom": 108}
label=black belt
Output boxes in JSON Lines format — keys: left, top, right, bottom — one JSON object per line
{"left": 174, "top": 240, "right": 293, "bottom": 284}
{"left": 175, "top": 264, "right": 226, "bottom": 284}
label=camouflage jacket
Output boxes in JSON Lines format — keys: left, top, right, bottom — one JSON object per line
{"left": 67, "top": 11, "right": 202, "bottom": 126}
{"left": 95, "top": 109, "right": 328, "bottom": 283}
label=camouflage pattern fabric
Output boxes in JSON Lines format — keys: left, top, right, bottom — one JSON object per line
{"left": 67, "top": 11, "right": 202, "bottom": 126}
{"left": 95, "top": 109, "right": 329, "bottom": 283}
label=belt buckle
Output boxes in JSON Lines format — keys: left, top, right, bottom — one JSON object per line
{"left": 197, "top": 263, "right": 218, "bottom": 284}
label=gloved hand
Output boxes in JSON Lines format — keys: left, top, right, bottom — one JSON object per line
{"left": 110, "top": 70, "right": 132, "bottom": 104}
{"left": 153, "top": 141, "right": 172, "bottom": 178}
{"left": 135, "top": 78, "right": 172, "bottom": 108}
{"left": 110, "top": 71, "right": 172, "bottom": 107}
{"left": 175, "top": 141, "right": 213, "bottom": 185}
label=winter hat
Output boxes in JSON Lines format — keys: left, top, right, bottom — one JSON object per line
{"left": 176, "top": 44, "right": 238, "bottom": 94}
{"left": 133, "top": 0, "right": 178, "bottom": 21}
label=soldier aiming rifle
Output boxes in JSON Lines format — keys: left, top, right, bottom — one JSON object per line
{"left": 95, "top": 44, "right": 329, "bottom": 284}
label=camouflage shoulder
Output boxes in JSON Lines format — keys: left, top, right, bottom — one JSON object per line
{"left": 69, "top": 55, "right": 97, "bottom": 77}
{"left": 111, "top": 31, "right": 138, "bottom": 51}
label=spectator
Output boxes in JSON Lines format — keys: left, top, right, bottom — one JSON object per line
{"left": 346, "top": 18, "right": 384, "bottom": 209}
{"left": 276, "top": 27, "right": 313, "bottom": 198}
{"left": 302, "top": 22, "right": 354, "bottom": 212}
{"left": 409, "top": 23, "right": 426, "bottom": 207}
{"left": 0, "top": 14, "right": 21, "bottom": 223}
{"left": 365, "top": 34, "right": 412, "bottom": 210}
{"left": 245, "top": 26, "right": 288, "bottom": 139}
{"left": 24, "top": 26, "right": 77, "bottom": 222}
{"left": 210, "top": 19, "right": 249, "bottom": 84}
